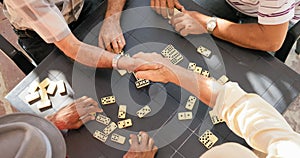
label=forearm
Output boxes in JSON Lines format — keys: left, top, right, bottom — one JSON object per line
{"left": 106, "top": 0, "right": 126, "bottom": 19}
{"left": 170, "top": 65, "right": 222, "bottom": 107}
{"left": 212, "top": 83, "right": 300, "bottom": 156}
{"left": 192, "top": 12, "right": 288, "bottom": 52}
{"left": 213, "top": 20, "right": 287, "bottom": 52}
{"left": 55, "top": 34, "right": 115, "bottom": 68}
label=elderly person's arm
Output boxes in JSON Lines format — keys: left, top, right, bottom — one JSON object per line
{"left": 169, "top": 10, "right": 288, "bottom": 52}
{"left": 134, "top": 52, "right": 300, "bottom": 157}
{"left": 45, "top": 96, "right": 102, "bottom": 130}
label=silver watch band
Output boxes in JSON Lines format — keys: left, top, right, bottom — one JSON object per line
{"left": 112, "top": 54, "right": 123, "bottom": 70}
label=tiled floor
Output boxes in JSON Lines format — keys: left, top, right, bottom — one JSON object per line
{"left": 0, "top": 2, "right": 299, "bottom": 153}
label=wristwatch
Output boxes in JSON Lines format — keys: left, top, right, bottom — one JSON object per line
{"left": 112, "top": 54, "right": 123, "bottom": 69}
{"left": 206, "top": 17, "right": 217, "bottom": 34}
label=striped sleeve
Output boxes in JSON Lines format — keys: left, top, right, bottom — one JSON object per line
{"left": 258, "top": 0, "right": 297, "bottom": 24}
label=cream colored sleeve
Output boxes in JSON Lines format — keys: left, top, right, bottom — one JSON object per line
{"left": 212, "top": 82, "right": 300, "bottom": 158}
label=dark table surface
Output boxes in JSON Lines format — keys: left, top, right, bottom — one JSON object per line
{"left": 6, "top": 0, "right": 300, "bottom": 157}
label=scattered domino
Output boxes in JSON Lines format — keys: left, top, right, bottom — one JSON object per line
{"left": 25, "top": 91, "right": 40, "bottom": 104}
{"left": 93, "top": 130, "right": 108, "bottom": 143}
{"left": 188, "top": 62, "right": 197, "bottom": 71}
{"left": 129, "top": 133, "right": 142, "bottom": 145}
{"left": 135, "top": 79, "right": 150, "bottom": 89}
{"left": 197, "top": 46, "right": 212, "bottom": 58}
{"left": 39, "top": 89, "right": 49, "bottom": 101}
{"left": 56, "top": 80, "right": 67, "bottom": 95}
{"left": 161, "top": 45, "right": 183, "bottom": 65}
{"left": 117, "top": 69, "right": 127, "bottom": 76}
{"left": 46, "top": 81, "right": 57, "bottom": 95}
{"left": 185, "top": 96, "right": 197, "bottom": 110}
{"left": 198, "top": 130, "right": 218, "bottom": 149}
{"left": 117, "top": 119, "right": 133, "bottom": 129}
{"left": 96, "top": 114, "right": 111, "bottom": 125}
{"left": 118, "top": 105, "right": 127, "bottom": 119}
{"left": 136, "top": 105, "right": 151, "bottom": 118}
{"left": 27, "top": 81, "right": 39, "bottom": 94}
{"left": 111, "top": 133, "right": 126, "bottom": 144}
{"left": 201, "top": 70, "right": 210, "bottom": 77}
{"left": 209, "top": 111, "right": 224, "bottom": 125}
{"left": 37, "top": 100, "right": 52, "bottom": 110}
{"left": 39, "top": 78, "right": 51, "bottom": 89}
{"left": 217, "top": 75, "right": 229, "bottom": 85}
{"left": 103, "top": 122, "right": 118, "bottom": 135}
{"left": 178, "top": 112, "right": 193, "bottom": 120}
{"left": 101, "top": 96, "right": 116, "bottom": 105}
{"left": 194, "top": 66, "right": 202, "bottom": 74}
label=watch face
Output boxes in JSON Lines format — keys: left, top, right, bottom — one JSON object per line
{"left": 207, "top": 20, "right": 217, "bottom": 32}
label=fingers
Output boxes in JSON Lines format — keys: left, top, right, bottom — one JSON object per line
{"left": 104, "top": 37, "right": 113, "bottom": 52}
{"left": 140, "top": 131, "right": 150, "bottom": 147}
{"left": 98, "top": 37, "right": 105, "bottom": 49}
{"left": 174, "top": 22, "right": 185, "bottom": 33}
{"left": 174, "top": 0, "right": 184, "bottom": 10}
{"left": 154, "top": 0, "right": 161, "bottom": 15}
{"left": 111, "top": 39, "right": 119, "bottom": 53}
{"left": 160, "top": 0, "right": 168, "bottom": 18}
{"left": 148, "top": 137, "right": 155, "bottom": 148}
{"left": 153, "top": 146, "right": 158, "bottom": 153}
{"left": 167, "top": 0, "right": 175, "bottom": 16}
{"left": 81, "top": 97, "right": 98, "bottom": 108}
{"left": 74, "top": 96, "right": 88, "bottom": 104}
{"left": 150, "top": 0, "right": 155, "bottom": 10}
{"left": 130, "top": 134, "right": 139, "bottom": 148}
{"left": 180, "top": 28, "right": 189, "bottom": 36}
{"left": 170, "top": 12, "right": 184, "bottom": 26}
{"left": 119, "top": 35, "right": 126, "bottom": 50}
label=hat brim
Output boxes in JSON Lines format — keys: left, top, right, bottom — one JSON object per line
{"left": 0, "top": 113, "right": 66, "bottom": 158}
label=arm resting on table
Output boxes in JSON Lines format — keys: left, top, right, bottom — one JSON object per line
{"left": 212, "top": 82, "right": 300, "bottom": 157}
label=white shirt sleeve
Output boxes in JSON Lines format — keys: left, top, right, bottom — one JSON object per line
{"left": 4, "top": 0, "right": 71, "bottom": 43}
{"left": 212, "top": 82, "right": 300, "bottom": 158}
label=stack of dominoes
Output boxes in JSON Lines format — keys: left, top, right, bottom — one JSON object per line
{"left": 24, "top": 78, "right": 67, "bottom": 111}
{"left": 197, "top": 46, "right": 212, "bottom": 58}
{"left": 161, "top": 44, "right": 184, "bottom": 65}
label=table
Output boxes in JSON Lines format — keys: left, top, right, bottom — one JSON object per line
{"left": 6, "top": 0, "right": 300, "bottom": 157}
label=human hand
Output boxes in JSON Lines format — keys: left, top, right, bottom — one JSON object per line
{"left": 132, "top": 52, "right": 178, "bottom": 83}
{"left": 150, "top": 0, "right": 184, "bottom": 18}
{"left": 170, "top": 11, "right": 206, "bottom": 36}
{"left": 98, "top": 15, "right": 125, "bottom": 53}
{"left": 45, "top": 96, "right": 102, "bottom": 130}
{"left": 123, "top": 132, "right": 158, "bottom": 158}
{"left": 116, "top": 52, "right": 163, "bottom": 73}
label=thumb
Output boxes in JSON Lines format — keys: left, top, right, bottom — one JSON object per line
{"left": 134, "top": 71, "right": 153, "bottom": 81}
{"left": 175, "top": 1, "right": 184, "bottom": 11}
